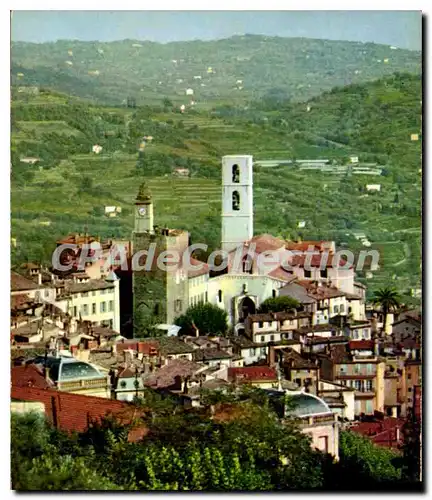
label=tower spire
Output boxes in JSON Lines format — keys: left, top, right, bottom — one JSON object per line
{"left": 136, "top": 182, "right": 152, "bottom": 203}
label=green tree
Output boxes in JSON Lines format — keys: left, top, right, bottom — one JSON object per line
{"left": 372, "top": 287, "right": 402, "bottom": 334}
{"left": 258, "top": 296, "right": 300, "bottom": 314}
{"left": 175, "top": 303, "right": 228, "bottom": 336}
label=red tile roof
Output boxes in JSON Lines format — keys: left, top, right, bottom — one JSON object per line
{"left": 11, "top": 294, "right": 33, "bottom": 310}
{"left": 268, "top": 266, "right": 296, "bottom": 282}
{"left": 290, "top": 253, "right": 352, "bottom": 269}
{"left": 188, "top": 257, "right": 210, "bottom": 278}
{"left": 11, "top": 385, "right": 147, "bottom": 441}
{"left": 11, "top": 365, "right": 53, "bottom": 389}
{"left": 349, "top": 340, "right": 375, "bottom": 350}
{"left": 285, "top": 241, "right": 325, "bottom": 252}
{"left": 246, "top": 234, "right": 286, "bottom": 254}
{"left": 11, "top": 271, "right": 40, "bottom": 292}
{"left": 296, "top": 281, "right": 346, "bottom": 299}
{"left": 228, "top": 366, "right": 277, "bottom": 383}
{"left": 350, "top": 418, "right": 406, "bottom": 449}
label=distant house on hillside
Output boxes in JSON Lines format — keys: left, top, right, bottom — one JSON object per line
{"left": 20, "top": 157, "right": 40, "bottom": 165}
{"left": 366, "top": 184, "right": 381, "bottom": 192}
{"left": 173, "top": 168, "right": 190, "bottom": 177}
{"left": 92, "top": 145, "right": 103, "bottom": 154}
{"left": 105, "top": 206, "right": 122, "bottom": 217}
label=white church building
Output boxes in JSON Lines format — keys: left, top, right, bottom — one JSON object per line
{"left": 186, "top": 155, "right": 366, "bottom": 334}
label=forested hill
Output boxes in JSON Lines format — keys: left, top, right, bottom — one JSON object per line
{"left": 11, "top": 35, "right": 421, "bottom": 106}
{"left": 243, "top": 72, "right": 422, "bottom": 167}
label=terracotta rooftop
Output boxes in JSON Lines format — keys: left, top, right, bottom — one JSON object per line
{"left": 245, "top": 234, "right": 287, "bottom": 254}
{"left": 11, "top": 385, "right": 147, "bottom": 441}
{"left": 350, "top": 418, "right": 406, "bottom": 450}
{"left": 193, "top": 348, "right": 232, "bottom": 362}
{"left": 296, "top": 281, "right": 347, "bottom": 299}
{"left": 228, "top": 366, "right": 277, "bottom": 383}
{"left": 144, "top": 358, "right": 204, "bottom": 389}
{"left": 11, "top": 364, "right": 54, "bottom": 389}
{"left": 57, "top": 279, "right": 114, "bottom": 297}
{"left": 285, "top": 241, "right": 326, "bottom": 252}
{"left": 188, "top": 257, "right": 210, "bottom": 278}
{"left": 349, "top": 340, "right": 375, "bottom": 350}
{"left": 11, "top": 271, "right": 41, "bottom": 292}
{"left": 290, "top": 254, "right": 352, "bottom": 269}
{"left": 268, "top": 266, "right": 296, "bottom": 282}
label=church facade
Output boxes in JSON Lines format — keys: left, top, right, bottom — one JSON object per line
{"left": 132, "top": 155, "right": 366, "bottom": 336}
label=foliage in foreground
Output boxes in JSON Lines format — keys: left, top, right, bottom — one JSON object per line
{"left": 10, "top": 388, "right": 421, "bottom": 491}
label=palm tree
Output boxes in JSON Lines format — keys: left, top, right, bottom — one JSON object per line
{"left": 372, "top": 287, "right": 401, "bottom": 335}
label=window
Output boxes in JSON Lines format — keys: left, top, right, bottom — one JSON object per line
{"left": 92, "top": 291, "right": 97, "bottom": 296}
{"left": 82, "top": 304, "right": 88, "bottom": 315}
{"left": 92, "top": 303, "right": 96, "bottom": 314}
{"left": 81, "top": 291, "right": 89, "bottom": 298}
{"left": 348, "top": 306, "right": 352, "bottom": 313}
{"left": 363, "top": 328, "right": 369, "bottom": 338}
{"left": 408, "top": 387, "right": 412, "bottom": 392}
{"left": 205, "top": 291, "right": 208, "bottom": 302}
{"left": 100, "top": 301, "right": 106, "bottom": 313}
{"left": 340, "top": 304, "right": 345, "bottom": 313}
{"left": 408, "top": 374, "right": 412, "bottom": 380}
{"left": 218, "top": 290, "right": 223, "bottom": 302}
{"left": 320, "top": 269, "right": 328, "bottom": 278}
{"left": 334, "top": 305, "right": 339, "bottom": 313}
{"left": 272, "top": 289, "right": 276, "bottom": 298}
{"left": 73, "top": 306, "right": 77, "bottom": 317}
{"left": 366, "top": 364, "right": 374, "bottom": 374}
{"left": 270, "top": 335, "right": 274, "bottom": 341}
{"left": 100, "top": 289, "right": 106, "bottom": 295}
{"left": 258, "top": 321, "right": 263, "bottom": 328}
{"left": 366, "top": 380, "right": 373, "bottom": 391}
{"left": 260, "top": 336, "right": 265, "bottom": 342}
{"left": 354, "top": 380, "right": 362, "bottom": 391}
{"left": 175, "top": 300, "right": 182, "bottom": 312}
{"left": 109, "top": 300, "right": 114, "bottom": 312}
{"left": 44, "top": 290, "right": 50, "bottom": 298}
{"left": 353, "top": 329, "right": 359, "bottom": 339}
{"left": 232, "top": 164, "right": 240, "bottom": 183}
{"left": 366, "top": 400, "right": 373, "bottom": 414}
{"left": 339, "top": 364, "right": 347, "bottom": 373}
{"left": 232, "top": 191, "right": 240, "bottom": 211}
{"left": 304, "top": 270, "right": 312, "bottom": 278}
{"left": 318, "top": 436, "right": 329, "bottom": 454}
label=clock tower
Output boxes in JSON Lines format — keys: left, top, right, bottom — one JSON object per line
{"left": 134, "top": 182, "right": 154, "bottom": 234}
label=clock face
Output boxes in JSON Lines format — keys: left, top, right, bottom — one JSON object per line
{"left": 138, "top": 207, "right": 147, "bottom": 216}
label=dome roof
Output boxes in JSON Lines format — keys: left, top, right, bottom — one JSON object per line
{"left": 287, "top": 392, "right": 332, "bottom": 417}
{"left": 40, "top": 357, "right": 103, "bottom": 382}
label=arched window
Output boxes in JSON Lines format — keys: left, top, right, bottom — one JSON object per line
{"left": 272, "top": 289, "right": 276, "bottom": 298}
{"left": 232, "top": 164, "right": 240, "bottom": 183}
{"left": 218, "top": 290, "right": 223, "bottom": 302}
{"left": 232, "top": 191, "right": 240, "bottom": 211}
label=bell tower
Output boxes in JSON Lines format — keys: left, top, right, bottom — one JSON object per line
{"left": 134, "top": 182, "right": 154, "bottom": 234}
{"left": 221, "top": 155, "right": 253, "bottom": 253}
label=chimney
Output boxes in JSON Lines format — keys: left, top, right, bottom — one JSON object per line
{"left": 37, "top": 272, "right": 42, "bottom": 286}
{"left": 268, "top": 345, "right": 276, "bottom": 366}
{"left": 374, "top": 337, "right": 379, "bottom": 356}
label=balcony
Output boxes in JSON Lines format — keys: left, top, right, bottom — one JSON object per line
{"left": 355, "top": 391, "right": 375, "bottom": 398}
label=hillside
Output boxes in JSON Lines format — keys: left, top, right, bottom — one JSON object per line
{"left": 11, "top": 35, "right": 421, "bottom": 106}
{"left": 10, "top": 72, "right": 421, "bottom": 302}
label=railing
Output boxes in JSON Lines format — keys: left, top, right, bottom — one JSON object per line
{"left": 58, "top": 377, "right": 108, "bottom": 391}
{"left": 297, "top": 414, "right": 336, "bottom": 427}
